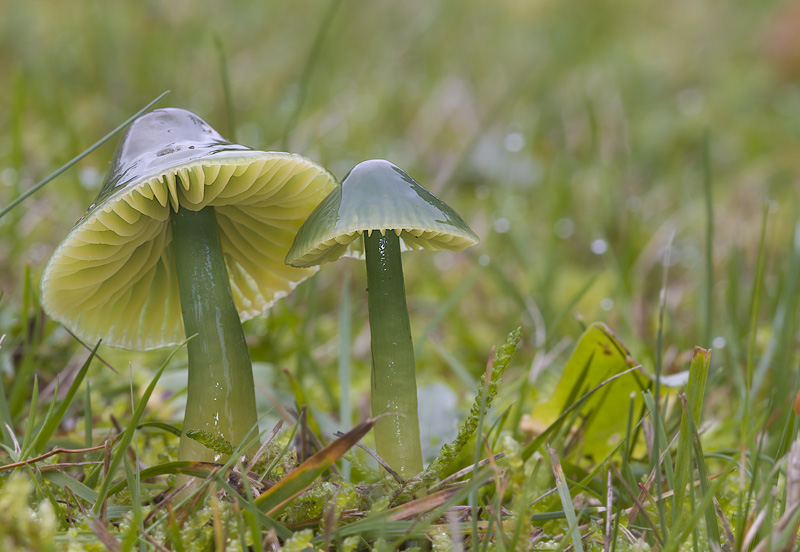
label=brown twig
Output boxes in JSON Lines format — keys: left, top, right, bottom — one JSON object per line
{"left": 0, "top": 439, "right": 119, "bottom": 471}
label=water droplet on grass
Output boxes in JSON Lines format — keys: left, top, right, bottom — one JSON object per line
{"left": 591, "top": 239, "right": 608, "bottom": 255}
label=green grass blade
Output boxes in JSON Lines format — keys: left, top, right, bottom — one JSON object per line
{"left": 214, "top": 35, "right": 237, "bottom": 141}
{"left": 91, "top": 338, "right": 186, "bottom": 516}
{"left": 652, "top": 231, "right": 674, "bottom": 541}
{"left": 84, "top": 380, "right": 92, "bottom": 450}
{"left": 702, "top": 129, "right": 713, "bottom": 346}
{"left": 106, "top": 461, "right": 213, "bottom": 496}
{"left": 546, "top": 274, "right": 598, "bottom": 346}
{"left": 338, "top": 274, "right": 352, "bottom": 479}
{"left": 549, "top": 445, "right": 584, "bottom": 552}
{"left": 672, "top": 347, "right": 711, "bottom": 529}
{"left": 19, "top": 375, "right": 39, "bottom": 460}
{"left": 683, "top": 394, "right": 721, "bottom": 548}
{"left": 642, "top": 390, "right": 675, "bottom": 498}
{"left": 32, "top": 341, "right": 100, "bottom": 453}
{"left": 41, "top": 470, "right": 99, "bottom": 503}
{"left": 280, "top": 0, "right": 343, "bottom": 149}
{"left": 522, "top": 364, "right": 640, "bottom": 461}
{"left": 428, "top": 338, "right": 477, "bottom": 391}
{"left": 0, "top": 91, "right": 169, "bottom": 220}
{"left": 611, "top": 394, "right": 638, "bottom": 552}
{"left": 24, "top": 377, "right": 61, "bottom": 458}
{"left": 9, "top": 265, "right": 42, "bottom": 416}
{"left": 417, "top": 266, "right": 482, "bottom": 349}
{"left": 123, "top": 456, "right": 143, "bottom": 531}
{"left": 136, "top": 421, "right": 181, "bottom": 437}
{"left": 662, "top": 454, "right": 739, "bottom": 552}
{"left": 0, "top": 370, "right": 13, "bottom": 448}
{"left": 735, "top": 203, "right": 769, "bottom": 544}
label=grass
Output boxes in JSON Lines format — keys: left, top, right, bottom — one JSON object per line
{"left": 2, "top": 0, "right": 800, "bottom": 549}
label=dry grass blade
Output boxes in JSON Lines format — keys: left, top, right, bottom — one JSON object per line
{"left": 447, "top": 510, "right": 465, "bottom": 552}
{"left": 121, "top": 513, "right": 172, "bottom": 552}
{"left": 249, "top": 419, "right": 284, "bottom": 469}
{"left": 38, "top": 461, "right": 102, "bottom": 471}
{"left": 88, "top": 516, "right": 122, "bottom": 552}
{"left": 387, "top": 488, "right": 460, "bottom": 521}
{"left": 255, "top": 417, "right": 377, "bottom": 516}
{"left": 751, "top": 503, "right": 800, "bottom": 552}
{"left": 428, "top": 453, "right": 504, "bottom": 492}
{"left": 713, "top": 497, "right": 735, "bottom": 551}
{"left": 768, "top": 439, "right": 800, "bottom": 552}
{"left": 64, "top": 485, "right": 88, "bottom": 519}
{"left": 784, "top": 438, "right": 800, "bottom": 547}
{"left": 740, "top": 505, "right": 768, "bottom": 551}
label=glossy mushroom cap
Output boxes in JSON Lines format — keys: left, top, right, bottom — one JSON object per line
{"left": 41, "top": 108, "right": 337, "bottom": 350}
{"left": 285, "top": 159, "right": 479, "bottom": 267}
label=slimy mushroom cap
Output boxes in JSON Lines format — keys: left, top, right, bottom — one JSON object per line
{"left": 285, "top": 159, "right": 478, "bottom": 267}
{"left": 41, "top": 108, "right": 337, "bottom": 350}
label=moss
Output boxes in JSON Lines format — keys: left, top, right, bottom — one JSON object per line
{"left": 0, "top": 474, "right": 57, "bottom": 552}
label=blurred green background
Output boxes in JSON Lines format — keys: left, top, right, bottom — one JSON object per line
{"left": 2, "top": 0, "right": 799, "bottom": 450}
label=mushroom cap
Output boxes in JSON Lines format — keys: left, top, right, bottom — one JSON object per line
{"left": 285, "top": 159, "right": 479, "bottom": 268}
{"left": 41, "top": 108, "right": 337, "bottom": 350}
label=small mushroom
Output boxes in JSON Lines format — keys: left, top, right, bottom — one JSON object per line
{"left": 41, "top": 108, "right": 337, "bottom": 464}
{"left": 286, "top": 159, "right": 478, "bottom": 478}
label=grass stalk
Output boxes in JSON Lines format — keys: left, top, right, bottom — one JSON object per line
{"left": 280, "top": 0, "right": 343, "bottom": 149}
{"left": 91, "top": 339, "right": 185, "bottom": 516}
{"left": 334, "top": 270, "right": 353, "bottom": 468}
{"left": 0, "top": 91, "right": 169, "bottom": 220}
{"left": 671, "top": 347, "right": 710, "bottom": 529}
{"left": 702, "top": 130, "right": 713, "bottom": 347}
{"left": 651, "top": 231, "right": 674, "bottom": 542}
{"left": 214, "top": 35, "right": 237, "bottom": 142}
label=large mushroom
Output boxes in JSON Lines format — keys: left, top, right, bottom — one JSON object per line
{"left": 41, "top": 108, "right": 337, "bottom": 464}
{"left": 285, "top": 159, "right": 478, "bottom": 478}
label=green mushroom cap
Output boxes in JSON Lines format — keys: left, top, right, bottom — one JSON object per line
{"left": 41, "top": 108, "right": 337, "bottom": 350}
{"left": 285, "top": 159, "right": 479, "bottom": 267}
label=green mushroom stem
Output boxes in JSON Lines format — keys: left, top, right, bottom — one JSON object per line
{"left": 364, "top": 229, "right": 424, "bottom": 479}
{"left": 171, "top": 205, "right": 258, "bottom": 464}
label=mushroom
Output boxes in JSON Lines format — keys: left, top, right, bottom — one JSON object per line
{"left": 285, "top": 159, "right": 478, "bottom": 478}
{"left": 41, "top": 108, "right": 337, "bottom": 464}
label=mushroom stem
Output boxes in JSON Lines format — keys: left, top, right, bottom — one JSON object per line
{"left": 171, "top": 205, "right": 258, "bottom": 464}
{"left": 364, "top": 229, "right": 424, "bottom": 479}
